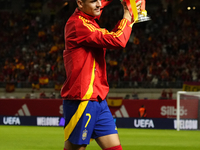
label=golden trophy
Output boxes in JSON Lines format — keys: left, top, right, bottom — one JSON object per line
{"left": 122, "top": 0, "right": 151, "bottom": 23}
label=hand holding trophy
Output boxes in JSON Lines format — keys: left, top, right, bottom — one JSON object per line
{"left": 121, "top": 0, "right": 151, "bottom": 23}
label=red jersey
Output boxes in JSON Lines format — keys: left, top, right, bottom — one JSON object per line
{"left": 61, "top": 8, "right": 132, "bottom": 101}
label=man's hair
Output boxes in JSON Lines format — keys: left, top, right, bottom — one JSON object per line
{"left": 76, "top": 0, "right": 86, "bottom": 2}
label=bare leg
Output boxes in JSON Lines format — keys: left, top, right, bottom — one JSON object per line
{"left": 95, "top": 134, "right": 121, "bottom": 149}
{"left": 64, "top": 140, "right": 87, "bottom": 150}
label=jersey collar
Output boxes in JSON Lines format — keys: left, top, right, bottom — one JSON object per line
{"left": 75, "top": 8, "right": 97, "bottom": 21}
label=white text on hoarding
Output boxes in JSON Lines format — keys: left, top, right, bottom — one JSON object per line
{"left": 134, "top": 119, "right": 154, "bottom": 128}
{"left": 174, "top": 120, "right": 198, "bottom": 130}
{"left": 37, "top": 117, "right": 59, "bottom": 126}
{"left": 3, "top": 117, "right": 21, "bottom": 125}
{"left": 161, "top": 106, "right": 187, "bottom": 116}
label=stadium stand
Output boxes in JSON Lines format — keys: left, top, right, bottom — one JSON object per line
{"left": 0, "top": 0, "right": 200, "bottom": 89}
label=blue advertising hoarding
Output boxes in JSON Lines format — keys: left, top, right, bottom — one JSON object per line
{"left": 0, "top": 116, "right": 198, "bottom": 130}
{"left": 115, "top": 118, "right": 198, "bottom": 130}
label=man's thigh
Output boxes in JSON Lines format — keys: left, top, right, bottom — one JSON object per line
{"left": 64, "top": 140, "right": 87, "bottom": 150}
{"left": 95, "top": 133, "right": 121, "bottom": 149}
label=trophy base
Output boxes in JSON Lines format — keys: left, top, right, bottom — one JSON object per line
{"left": 136, "top": 14, "right": 151, "bottom": 23}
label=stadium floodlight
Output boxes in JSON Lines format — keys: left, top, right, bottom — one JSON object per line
{"left": 176, "top": 91, "right": 200, "bottom": 131}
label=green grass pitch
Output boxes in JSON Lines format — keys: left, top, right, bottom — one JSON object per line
{"left": 0, "top": 125, "right": 200, "bottom": 150}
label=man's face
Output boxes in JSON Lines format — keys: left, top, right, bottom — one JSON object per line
{"left": 78, "top": 0, "right": 102, "bottom": 17}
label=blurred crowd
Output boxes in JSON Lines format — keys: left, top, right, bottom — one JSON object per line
{"left": 0, "top": 0, "right": 200, "bottom": 89}
{"left": 0, "top": 0, "right": 66, "bottom": 89}
{"left": 104, "top": 3, "right": 200, "bottom": 87}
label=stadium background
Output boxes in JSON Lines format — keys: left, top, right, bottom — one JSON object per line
{"left": 1, "top": 0, "right": 200, "bottom": 98}
{"left": 0, "top": 0, "right": 200, "bottom": 129}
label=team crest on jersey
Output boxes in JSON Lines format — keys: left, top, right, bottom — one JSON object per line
{"left": 82, "top": 129, "right": 88, "bottom": 140}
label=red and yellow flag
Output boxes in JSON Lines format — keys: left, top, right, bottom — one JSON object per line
{"left": 96, "top": 0, "right": 113, "bottom": 19}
